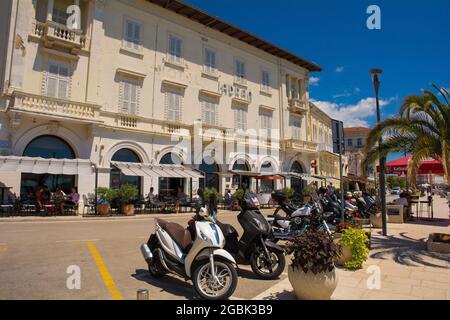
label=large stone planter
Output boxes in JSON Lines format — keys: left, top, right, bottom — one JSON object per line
{"left": 427, "top": 233, "right": 450, "bottom": 254}
{"left": 370, "top": 212, "right": 388, "bottom": 228}
{"left": 121, "top": 204, "right": 135, "bottom": 216}
{"left": 96, "top": 204, "right": 110, "bottom": 216}
{"left": 288, "top": 266, "right": 338, "bottom": 300}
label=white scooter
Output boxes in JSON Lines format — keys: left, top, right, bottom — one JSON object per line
{"left": 140, "top": 207, "right": 238, "bottom": 300}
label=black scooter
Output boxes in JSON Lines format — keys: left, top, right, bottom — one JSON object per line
{"left": 217, "top": 190, "right": 285, "bottom": 280}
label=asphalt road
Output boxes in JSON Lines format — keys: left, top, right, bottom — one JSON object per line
{"left": 0, "top": 212, "right": 288, "bottom": 300}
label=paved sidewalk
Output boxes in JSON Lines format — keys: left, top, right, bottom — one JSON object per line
{"left": 254, "top": 196, "right": 450, "bottom": 300}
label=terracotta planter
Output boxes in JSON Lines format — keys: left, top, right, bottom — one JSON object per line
{"left": 288, "top": 266, "right": 338, "bottom": 300}
{"left": 121, "top": 204, "right": 135, "bottom": 216}
{"left": 96, "top": 204, "right": 110, "bottom": 216}
{"left": 370, "top": 212, "right": 388, "bottom": 228}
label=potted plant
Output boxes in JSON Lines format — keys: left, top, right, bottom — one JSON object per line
{"left": 282, "top": 187, "right": 295, "bottom": 199}
{"left": 204, "top": 187, "right": 220, "bottom": 212}
{"left": 336, "top": 227, "right": 370, "bottom": 269}
{"left": 117, "top": 184, "right": 138, "bottom": 216}
{"left": 301, "top": 185, "right": 315, "bottom": 202}
{"left": 285, "top": 229, "right": 340, "bottom": 300}
{"left": 96, "top": 187, "right": 117, "bottom": 216}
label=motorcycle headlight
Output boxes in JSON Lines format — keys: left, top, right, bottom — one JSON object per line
{"left": 253, "top": 217, "right": 268, "bottom": 232}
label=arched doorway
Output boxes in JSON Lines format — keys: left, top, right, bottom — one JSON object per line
{"left": 199, "top": 157, "right": 219, "bottom": 191}
{"left": 159, "top": 152, "right": 184, "bottom": 197}
{"left": 232, "top": 159, "right": 251, "bottom": 188}
{"left": 291, "top": 161, "right": 305, "bottom": 193}
{"left": 21, "top": 135, "right": 76, "bottom": 195}
{"left": 260, "top": 161, "right": 275, "bottom": 193}
{"left": 110, "top": 148, "right": 142, "bottom": 194}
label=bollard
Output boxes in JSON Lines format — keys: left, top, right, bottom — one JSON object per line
{"left": 137, "top": 289, "right": 149, "bottom": 300}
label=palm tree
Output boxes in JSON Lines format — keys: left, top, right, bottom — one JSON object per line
{"left": 363, "top": 84, "right": 450, "bottom": 186}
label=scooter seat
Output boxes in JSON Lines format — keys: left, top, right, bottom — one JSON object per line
{"left": 156, "top": 219, "right": 193, "bottom": 253}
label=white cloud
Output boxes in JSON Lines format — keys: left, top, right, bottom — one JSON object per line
{"left": 336, "top": 66, "right": 344, "bottom": 73}
{"left": 309, "top": 76, "right": 320, "bottom": 86}
{"left": 311, "top": 97, "right": 395, "bottom": 127}
{"left": 332, "top": 92, "right": 352, "bottom": 98}
{"left": 354, "top": 87, "right": 361, "bottom": 93}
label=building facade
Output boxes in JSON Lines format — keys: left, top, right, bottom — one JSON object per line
{"left": 343, "top": 126, "right": 374, "bottom": 189}
{"left": 0, "top": 0, "right": 340, "bottom": 205}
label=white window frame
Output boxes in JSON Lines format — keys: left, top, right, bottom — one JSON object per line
{"left": 203, "top": 46, "right": 217, "bottom": 75}
{"left": 123, "top": 18, "right": 143, "bottom": 52}
{"left": 260, "top": 110, "right": 273, "bottom": 131}
{"left": 119, "top": 78, "right": 140, "bottom": 115}
{"left": 165, "top": 88, "right": 183, "bottom": 122}
{"left": 45, "top": 62, "right": 70, "bottom": 99}
{"left": 292, "top": 117, "right": 301, "bottom": 140}
{"left": 261, "top": 69, "right": 271, "bottom": 93}
{"left": 201, "top": 96, "right": 219, "bottom": 126}
{"left": 167, "top": 33, "right": 183, "bottom": 65}
{"left": 234, "top": 58, "right": 246, "bottom": 85}
{"left": 234, "top": 105, "right": 247, "bottom": 131}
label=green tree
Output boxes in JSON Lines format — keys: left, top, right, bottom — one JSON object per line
{"left": 363, "top": 84, "right": 450, "bottom": 186}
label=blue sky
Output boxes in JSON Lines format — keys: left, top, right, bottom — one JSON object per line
{"left": 185, "top": 0, "right": 450, "bottom": 129}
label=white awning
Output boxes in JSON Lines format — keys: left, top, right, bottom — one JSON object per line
{"left": 0, "top": 156, "right": 94, "bottom": 175}
{"left": 111, "top": 162, "right": 203, "bottom": 179}
{"left": 288, "top": 172, "right": 323, "bottom": 183}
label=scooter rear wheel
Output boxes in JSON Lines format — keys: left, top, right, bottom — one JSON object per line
{"left": 148, "top": 251, "right": 165, "bottom": 278}
{"left": 250, "top": 247, "right": 285, "bottom": 280}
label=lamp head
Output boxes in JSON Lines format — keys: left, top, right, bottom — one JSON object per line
{"left": 370, "top": 68, "right": 382, "bottom": 78}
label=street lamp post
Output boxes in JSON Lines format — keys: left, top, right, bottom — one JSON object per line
{"left": 371, "top": 68, "right": 387, "bottom": 236}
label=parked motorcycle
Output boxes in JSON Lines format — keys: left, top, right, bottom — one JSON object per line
{"left": 140, "top": 206, "right": 238, "bottom": 300}
{"left": 266, "top": 190, "right": 332, "bottom": 242}
{"left": 216, "top": 190, "right": 286, "bottom": 280}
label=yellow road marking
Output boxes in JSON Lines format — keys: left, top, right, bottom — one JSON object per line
{"left": 0, "top": 243, "right": 7, "bottom": 252}
{"left": 86, "top": 241, "right": 123, "bottom": 300}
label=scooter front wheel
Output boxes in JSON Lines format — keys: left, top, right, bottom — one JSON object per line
{"left": 193, "top": 259, "right": 237, "bottom": 300}
{"left": 250, "top": 247, "right": 285, "bottom": 280}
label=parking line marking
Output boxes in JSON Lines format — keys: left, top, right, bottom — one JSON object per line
{"left": 86, "top": 241, "right": 123, "bottom": 300}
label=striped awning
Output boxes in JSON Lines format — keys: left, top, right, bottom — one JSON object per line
{"left": 111, "top": 162, "right": 203, "bottom": 179}
{"left": 0, "top": 156, "right": 94, "bottom": 175}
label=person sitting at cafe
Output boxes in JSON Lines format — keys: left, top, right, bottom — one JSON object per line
{"left": 148, "top": 187, "right": 165, "bottom": 212}
{"left": 53, "top": 187, "right": 65, "bottom": 215}
{"left": 394, "top": 192, "right": 411, "bottom": 221}
{"left": 175, "top": 187, "right": 187, "bottom": 213}
{"left": 65, "top": 187, "right": 80, "bottom": 208}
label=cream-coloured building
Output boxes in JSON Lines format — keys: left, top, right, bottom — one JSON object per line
{"left": 0, "top": 0, "right": 340, "bottom": 206}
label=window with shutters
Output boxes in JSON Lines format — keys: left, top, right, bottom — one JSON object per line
{"left": 124, "top": 19, "right": 142, "bottom": 51}
{"left": 292, "top": 118, "right": 301, "bottom": 139}
{"left": 260, "top": 111, "right": 272, "bottom": 131}
{"left": 119, "top": 79, "right": 139, "bottom": 115}
{"left": 203, "top": 47, "right": 217, "bottom": 74}
{"left": 46, "top": 63, "right": 70, "bottom": 99}
{"left": 234, "top": 106, "right": 247, "bottom": 131}
{"left": 201, "top": 97, "right": 218, "bottom": 126}
{"left": 168, "top": 34, "right": 183, "bottom": 64}
{"left": 235, "top": 59, "right": 246, "bottom": 84}
{"left": 261, "top": 70, "right": 270, "bottom": 93}
{"left": 165, "top": 89, "right": 182, "bottom": 122}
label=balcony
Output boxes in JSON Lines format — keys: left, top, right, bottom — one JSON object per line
{"left": 318, "top": 144, "right": 335, "bottom": 153}
{"left": 283, "top": 139, "right": 318, "bottom": 153}
{"left": 31, "top": 20, "right": 89, "bottom": 54}
{"left": 11, "top": 91, "right": 101, "bottom": 123}
{"left": 288, "top": 99, "right": 308, "bottom": 114}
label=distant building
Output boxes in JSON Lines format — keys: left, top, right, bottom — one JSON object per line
{"left": 343, "top": 127, "right": 375, "bottom": 190}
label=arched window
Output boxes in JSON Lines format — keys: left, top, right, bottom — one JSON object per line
{"left": 21, "top": 135, "right": 75, "bottom": 195}
{"left": 23, "top": 135, "right": 75, "bottom": 159}
{"left": 232, "top": 159, "right": 250, "bottom": 172}
{"left": 232, "top": 159, "right": 250, "bottom": 188}
{"left": 159, "top": 152, "right": 183, "bottom": 165}
{"left": 199, "top": 157, "right": 219, "bottom": 191}
{"left": 291, "top": 161, "right": 305, "bottom": 193}
{"left": 260, "top": 161, "right": 274, "bottom": 193}
{"left": 110, "top": 148, "right": 141, "bottom": 195}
